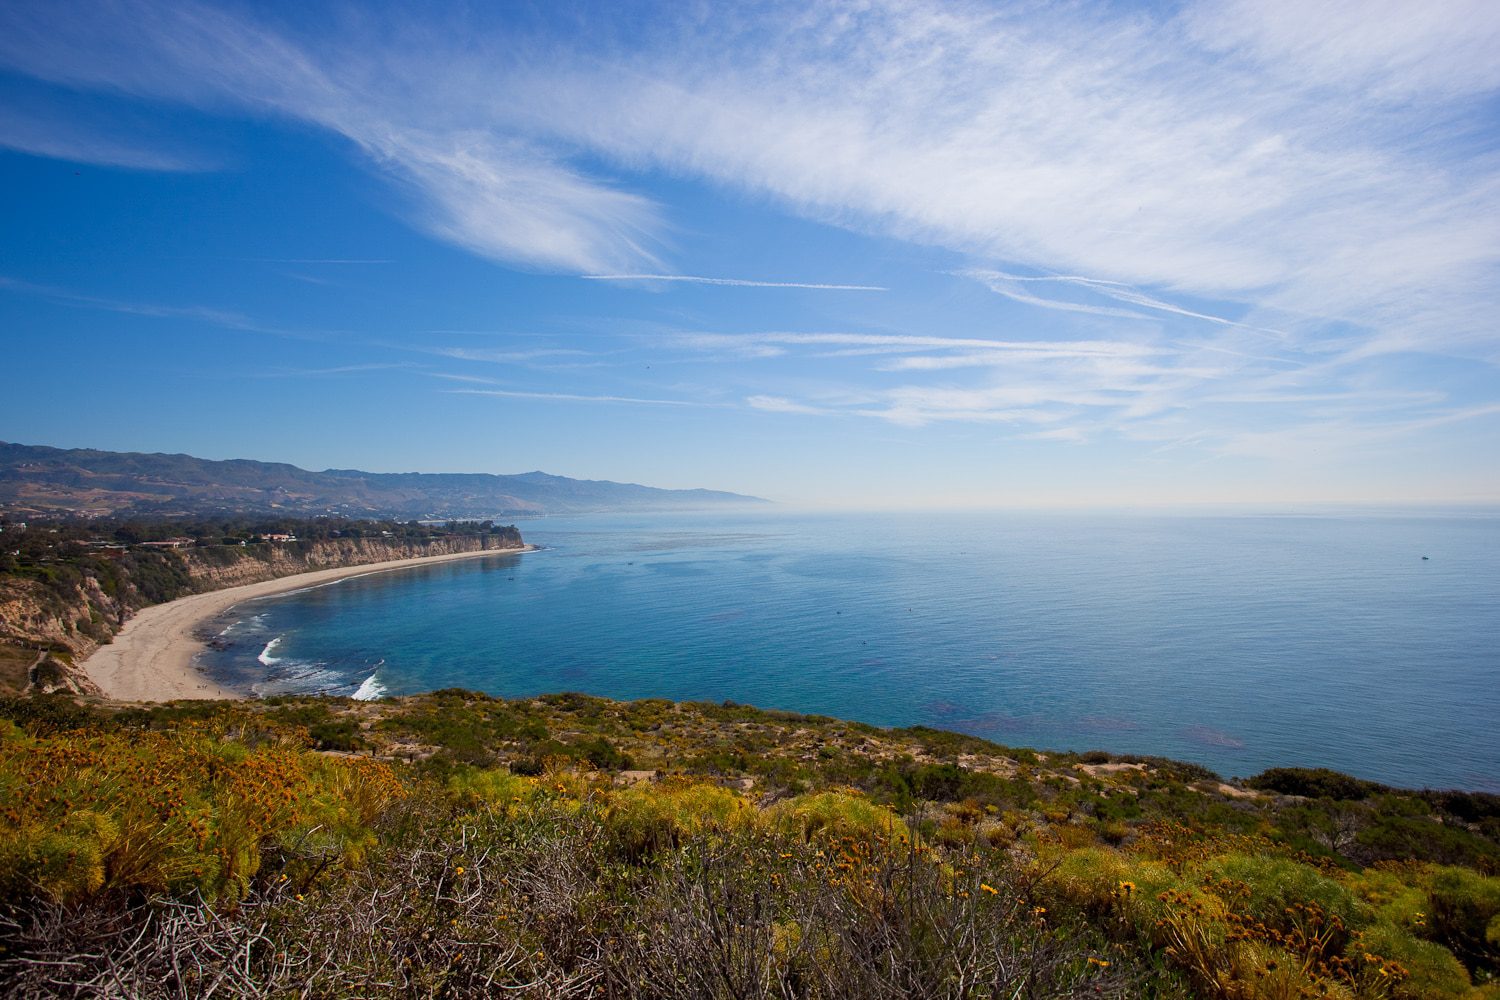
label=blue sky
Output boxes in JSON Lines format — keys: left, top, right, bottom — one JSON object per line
{"left": 2, "top": 0, "right": 1498, "bottom": 507}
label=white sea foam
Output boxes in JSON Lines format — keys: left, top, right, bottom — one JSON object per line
{"left": 249, "top": 659, "right": 344, "bottom": 697}
{"left": 256, "top": 636, "right": 284, "bottom": 666}
{"left": 352, "top": 671, "right": 388, "bottom": 701}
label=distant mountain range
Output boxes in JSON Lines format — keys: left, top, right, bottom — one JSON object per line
{"left": 0, "top": 442, "right": 766, "bottom": 519}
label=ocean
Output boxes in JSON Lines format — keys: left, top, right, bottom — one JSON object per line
{"left": 198, "top": 508, "right": 1500, "bottom": 791}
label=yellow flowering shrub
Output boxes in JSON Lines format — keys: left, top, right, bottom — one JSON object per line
{"left": 767, "top": 791, "right": 908, "bottom": 847}
{"left": 605, "top": 779, "right": 753, "bottom": 859}
{"left": 0, "top": 725, "right": 403, "bottom": 902}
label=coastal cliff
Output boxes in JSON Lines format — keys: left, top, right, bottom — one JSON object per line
{"left": 178, "top": 533, "right": 521, "bottom": 591}
{"left": 0, "top": 528, "right": 522, "bottom": 695}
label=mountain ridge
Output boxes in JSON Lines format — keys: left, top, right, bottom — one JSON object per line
{"left": 0, "top": 441, "right": 766, "bottom": 518}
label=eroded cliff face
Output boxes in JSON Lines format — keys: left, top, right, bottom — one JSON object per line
{"left": 0, "top": 533, "right": 521, "bottom": 695}
{"left": 178, "top": 535, "right": 517, "bottom": 591}
{"left": 0, "top": 575, "right": 116, "bottom": 695}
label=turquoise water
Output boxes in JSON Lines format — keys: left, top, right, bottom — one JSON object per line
{"left": 200, "top": 509, "right": 1500, "bottom": 790}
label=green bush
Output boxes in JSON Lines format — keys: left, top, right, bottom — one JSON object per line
{"left": 768, "top": 791, "right": 909, "bottom": 848}
{"left": 1357, "top": 923, "right": 1473, "bottom": 998}
{"left": 579, "top": 737, "right": 633, "bottom": 771}
{"left": 605, "top": 781, "right": 751, "bottom": 860}
{"left": 1248, "top": 767, "right": 1383, "bottom": 801}
{"left": 1426, "top": 866, "right": 1500, "bottom": 974}
{"left": 1202, "top": 853, "right": 1370, "bottom": 935}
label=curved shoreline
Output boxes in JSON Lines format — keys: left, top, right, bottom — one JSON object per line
{"left": 83, "top": 545, "right": 535, "bottom": 702}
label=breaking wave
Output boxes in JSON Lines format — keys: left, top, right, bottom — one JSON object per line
{"left": 352, "top": 665, "right": 388, "bottom": 701}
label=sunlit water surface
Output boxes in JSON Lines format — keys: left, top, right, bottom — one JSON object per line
{"left": 199, "top": 509, "right": 1500, "bottom": 790}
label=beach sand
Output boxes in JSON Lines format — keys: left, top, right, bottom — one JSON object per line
{"left": 84, "top": 546, "right": 534, "bottom": 702}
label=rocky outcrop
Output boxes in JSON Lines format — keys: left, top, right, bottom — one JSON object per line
{"left": 0, "top": 575, "right": 123, "bottom": 668}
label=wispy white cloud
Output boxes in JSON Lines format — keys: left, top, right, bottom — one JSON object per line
{"left": 249, "top": 363, "right": 412, "bottom": 379}
{"left": 881, "top": 354, "right": 1222, "bottom": 378}
{"left": 984, "top": 287, "right": 1157, "bottom": 323}
{"left": 1, "top": 0, "right": 1496, "bottom": 480}
{"left": 0, "top": 275, "right": 261, "bottom": 331}
{"left": 670, "top": 309, "right": 1478, "bottom": 450}
{"left": 433, "top": 347, "right": 593, "bottom": 364}
{"left": 522, "top": 1, "right": 1499, "bottom": 352}
{"left": 0, "top": 104, "right": 207, "bottom": 171}
{"left": 373, "top": 132, "right": 663, "bottom": 273}
{"left": 0, "top": 2, "right": 665, "bottom": 273}
{"left": 1021, "top": 427, "right": 1088, "bottom": 444}
{"left": 448, "top": 388, "right": 704, "bottom": 407}
{"left": 1181, "top": 0, "right": 1500, "bottom": 101}
{"left": 2, "top": 0, "right": 1495, "bottom": 354}
{"left": 428, "top": 372, "right": 500, "bottom": 386}
{"left": 676, "top": 331, "right": 1158, "bottom": 358}
{"left": 1218, "top": 403, "right": 1500, "bottom": 461}
{"left": 965, "top": 270, "right": 1290, "bottom": 338}
{"left": 746, "top": 395, "right": 837, "bottom": 416}
{"left": 583, "top": 274, "right": 886, "bottom": 291}
{"left": 686, "top": 325, "right": 1210, "bottom": 430}
{"left": 853, "top": 386, "right": 1067, "bottom": 429}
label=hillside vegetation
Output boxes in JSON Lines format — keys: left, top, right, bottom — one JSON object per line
{"left": 1, "top": 691, "right": 1496, "bottom": 998}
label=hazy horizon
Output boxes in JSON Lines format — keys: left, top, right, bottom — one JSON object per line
{"left": 3, "top": 2, "right": 1498, "bottom": 508}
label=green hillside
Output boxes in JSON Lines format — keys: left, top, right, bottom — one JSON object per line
{"left": 1, "top": 691, "right": 1496, "bottom": 998}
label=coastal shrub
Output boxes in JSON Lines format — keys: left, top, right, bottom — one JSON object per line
{"left": 1039, "top": 847, "right": 1297, "bottom": 997}
{"left": 1250, "top": 767, "right": 1384, "bottom": 802}
{"left": 1429, "top": 790, "right": 1500, "bottom": 828}
{"left": 0, "top": 693, "right": 108, "bottom": 735}
{"left": 685, "top": 745, "right": 751, "bottom": 774}
{"left": 768, "top": 790, "right": 909, "bottom": 847}
{"left": 376, "top": 693, "right": 542, "bottom": 764}
{"left": 282, "top": 753, "right": 406, "bottom": 875}
{"left": 264, "top": 702, "right": 365, "bottom": 751}
{"left": 878, "top": 760, "right": 1029, "bottom": 811}
{"left": 1045, "top": 847, "right": 1184, "bottom": 927}
{"left": 1426, "top": 866, "right": 1500, "bottom": 974}
{"left": 446, "top": 767, "right": 542, "bottom": 814}
{"left": 1356, "top": 922, "right": 1474, "bottom": 998}
{"left": 1037, "top": 847, "right": 1444, "bottom": 998}
{"left": 0, "top": 726, "right": 403, "bottom": 903}
{"left": 579, "top": 736, "right": 633, "bottom": 771}
{"left": 604, "top": 780, "right": 752, "bottom": 860}
{"left": 1346, "top": 865, "right": 1432, "bottom": 932}
{"left": 0, "top": 797, "right": 1172, "bottom": 1000}
{"left": 1358, "top": 811, "right": 1500, "bottom": 869}
{"left": 541, "top": 690, "right": 610, "bottom": 721}
{"left": 0, "top": 810, "right": 115, "bottom": 901}
{"left": 908, "top": 761, "right": 968, "bottom": 800}
{"left": 620, "top": 697, "right": 674, "bottom": 731}
{"left": 1, "top": 688, "right": 1495, "bottom": 996}
{"left": 602, "top": 832, "right": 1159, "bottom": 999}
{"left": 509, "top": 755, "right": 545, "bottom": 776}
{"left": 1201, "top": 853, "right": 1371, "bottom": 936}
{"left": 110, "top": 700, "right": 243, "bottom": 737}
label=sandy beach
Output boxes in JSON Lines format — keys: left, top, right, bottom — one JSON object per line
{"left": 84, "top": 545, "right": 534, "bottom": 702}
